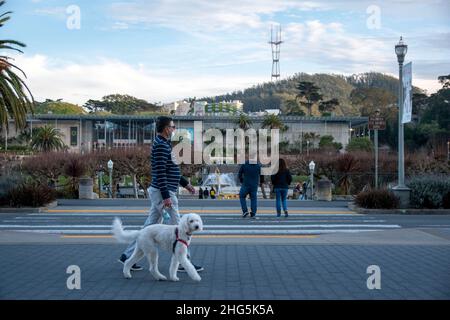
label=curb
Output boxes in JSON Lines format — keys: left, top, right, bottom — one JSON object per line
{"left": 348, "top": 202, "right": 450, "bottom": 215}
{"left": 0, "top": 200, "right": 58, "bottom": 213}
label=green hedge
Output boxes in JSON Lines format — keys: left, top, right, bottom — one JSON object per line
{"left": 408, "top": 175, "right": 450, "bottom": 209}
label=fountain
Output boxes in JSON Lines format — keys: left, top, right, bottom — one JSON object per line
{"left": 201, "top": 168, "right": 239, "bottom": 198}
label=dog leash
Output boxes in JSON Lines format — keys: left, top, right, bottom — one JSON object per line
{"left": 172, "top": 228, "right": 189, "bottom": 253}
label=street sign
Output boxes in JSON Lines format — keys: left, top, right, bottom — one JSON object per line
{"left": 402, "top": 62, "right": 412, "bottom": 124}
{"left": 368, "top": 116, "right": 386, "bottom": 130}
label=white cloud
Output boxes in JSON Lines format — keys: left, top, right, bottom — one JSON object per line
{"left": 33, "top": 6, "right": 66, "bottom": 19}
{"left": 14, "top": 54, "right": 264, "bottom": 105}
{"left": 112, "top": 22, "right": 129, "bottom": 30}
{"left": 108, "top": 0, "right": 328, "bottom": 34}
{"left": 282, "top": 20, "right": 392, "bottom": 73}
{"left": 411, "top": 78, "right": 442, "bottom": 94}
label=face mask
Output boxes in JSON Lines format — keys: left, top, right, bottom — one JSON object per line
{"left": 170, "top": 131, "right": 176, "bottom": 140}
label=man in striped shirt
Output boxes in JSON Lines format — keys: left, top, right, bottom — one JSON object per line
{"left": 119, "top": 116, "right": 203, "bottom": 272}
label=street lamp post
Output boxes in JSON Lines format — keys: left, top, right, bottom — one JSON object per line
{"left": 309, "top": 160, "right": 315, "bottom": 200}
{"left": 374, "top": 109, "right": 380, "bottom": 189}
{"left": 98, "top": 165, "right": 104, "bottom": 198}
{"left": 392, "top": 36, "right": 411, "bottom": 207}
{"left": 107, "top": 159, "right": 113, "bottom": 198}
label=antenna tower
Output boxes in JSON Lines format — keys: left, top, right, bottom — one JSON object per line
{"left": 269, "top": 25, "right": 282, "bottom": 81}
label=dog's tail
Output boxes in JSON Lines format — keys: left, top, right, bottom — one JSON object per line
{"left": 111, "top": 218, "right": 140, "bottom": 244}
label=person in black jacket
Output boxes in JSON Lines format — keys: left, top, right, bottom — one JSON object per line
{"left": 270, "top": 158, "right": 292, "bottom": 217}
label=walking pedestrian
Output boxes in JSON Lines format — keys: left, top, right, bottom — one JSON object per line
{"left": 203, "top": 187, "right": 209, "bottom": 199}
{"left": 302, "top": 181, "right": 308, "bottom": 200}
{"left": 271, "top": 158, "right": 292, "bottom": 217}
{"left": 118, "top": 116, "right": 203, "bottom": 273}
{"left": 238, "top": 156, "right": 261, "bottom": 219}
{"left": 293, "top": 182, "right": 302, "bottom": 200}
{"left": 199, "top": 187, "right": 204, "bottom": 199}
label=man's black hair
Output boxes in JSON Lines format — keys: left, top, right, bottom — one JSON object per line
{"left": 156, "top": 116, "right": 173, "bottom": 133}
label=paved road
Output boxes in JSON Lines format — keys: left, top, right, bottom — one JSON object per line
{"left": 0, "top": 202, "right": 449, "bottom": 237}
{"left": 0, "top": 201, "right": 449, "bottom": 300}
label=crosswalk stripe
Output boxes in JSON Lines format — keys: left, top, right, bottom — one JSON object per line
{"left": 0, "top": 210, "right": 399, "bottom": 237}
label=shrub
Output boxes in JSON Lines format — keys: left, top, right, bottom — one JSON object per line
{"left": 346, "top": 137, "right": 373, "bottom": 152}
{"left": 7, "top": 182, "right": 57, "bottom": 207}
{"left": 408, "top": 175, "right": 450, "bottom": 209}
{"left": 0, "top": 173, "right": 25, "bottom": 206}
{"left": 442, "top": 192, "right": 450, "bottom": 209}
{"left": 355, "top": 189, "right": 399, "bottom": 209}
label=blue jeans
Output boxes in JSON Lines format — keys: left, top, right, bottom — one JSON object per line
{"left": 239, "top": 185, "right": 258, "bottom": 215}
{"left": 274, "top": 188, "right": 288, "bottom": 214}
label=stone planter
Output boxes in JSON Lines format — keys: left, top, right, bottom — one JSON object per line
{"left": 316, "top": 179, "right": 332, "bottom": 201}
{"left": 79, "top": 177, "right": 94, "bottom": 199}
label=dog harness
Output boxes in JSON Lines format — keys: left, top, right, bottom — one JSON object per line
{"left": 172, "top": 228, "right": 189, "bottom": 253}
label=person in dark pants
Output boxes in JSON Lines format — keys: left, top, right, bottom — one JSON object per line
{"left": 199, "top": 187, "right": 204, "bottom": 199}
{"left": 203, "top": 187, "right": 209, "bottom": 199}
{"left": 271, "top": 158, "right": 292, "bottom": 217}
{"left": 118, "top": 116, "right": 203, "bottom": 273}
{"left": 302, "top": 181, "right": 308, "bottom": 200}
{"left": 238, "top": 159, "right": 261, "bottom": 219}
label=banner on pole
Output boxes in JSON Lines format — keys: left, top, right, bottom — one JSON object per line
{"left": 402, "top": 62, "right": 412, "bottom": 124}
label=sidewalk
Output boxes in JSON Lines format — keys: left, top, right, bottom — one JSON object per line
{"left": 0, "top": 242, "right": 448, "bottom": 300}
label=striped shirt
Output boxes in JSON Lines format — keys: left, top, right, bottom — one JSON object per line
{"left": 150, "top": 134, "right": 188, "bottom": 199}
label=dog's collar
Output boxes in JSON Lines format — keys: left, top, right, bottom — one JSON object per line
{"left": 172, "top": 228, "right": 189, "bottom": 253}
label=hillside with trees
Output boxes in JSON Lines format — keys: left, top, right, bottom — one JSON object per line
{"left": 200, "top": 72, "right": 425, "bottom": 117}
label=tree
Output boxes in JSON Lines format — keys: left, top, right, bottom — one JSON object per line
{"left": 350, "top": 87, "right": 397, "bottom": 119}
{"left": 84, "top": 99, "right": 106, "bottom": 114}
{"left": 422, "top": 86, "right": 450, "bottom": 131}
{"left": 295, "top": 81, "right": 323, "bottom": 116}
{"left": 346, "top": 137, "right": 373, "bottom": 152}
{"left": 283, "top": 98, "right": 305, "bottom": 115}
{"left": 319, "top": 98, "right": 340, "bottom": 116}
{"left": 438, "top": 74, "right": 450, "bottom": 89}
{"left": 303, "top": 131, "right": 320, "bottom": 150}
{"left": 0, "top": 1, "right": 34, "bottom": 130}
{"left": 235, "top": 113, "right": 252, "bottom": 130}
{"left": 31, "top": 125, "right": 67, "bottom": 152}
{"left": 319, "top": 135, "right": 342, "bottom": 151}
{"left": 262, "top": 114, "right": 286, "bottom": 131}
{"left": 35, "top": 100, "right": 86, "bottom": 115}
{"left": 412, "top": 92, "right": 428, "bottom": 122}
{"left": 85, "top": 94, "right": 159, "bottom": 115}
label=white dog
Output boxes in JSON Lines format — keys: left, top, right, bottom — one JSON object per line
{"left": 112, "top": 213, "right": 203, "bottom": 282}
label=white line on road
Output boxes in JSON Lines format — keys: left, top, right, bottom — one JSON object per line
{"left": 27, "top": 213, "right": 361, "bottom": 217}
{"left": 0, "top": 224, "right": 401, "bottom": 229}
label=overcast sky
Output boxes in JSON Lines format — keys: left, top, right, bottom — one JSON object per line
{"left": 4, "top": 0, "right": 450, "bottom": 105}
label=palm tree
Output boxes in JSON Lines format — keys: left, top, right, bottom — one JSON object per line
{"left": 0, "top": 1, "right": 34, "bottom": 130}
{"left": 262, "top": 114, "right": 287, "bottom": 131}
{"left": 31, "top": 125, "right": 67, "bottom": 152}
{"left": 235, "top": 113, "right": 252, "bottom": 130}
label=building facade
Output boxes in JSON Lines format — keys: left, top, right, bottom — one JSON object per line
{"left": 2, "top": 114, "right": 368, "bottom": 154}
